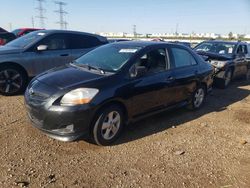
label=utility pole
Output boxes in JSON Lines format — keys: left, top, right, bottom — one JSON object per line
{"left": 133, "top": 24, "right": 137, "bottom": 38}
{"left": 9, "top": 23, "right": 12, "bottom": 31}
{"left": 31, "top": 16, "right": 35, "bottom": 28}
{"left": 175, "top": 23, "right": 179, "bottom": 36}
{"left": 36, "top": 0, "right": 46, "bottom": 28}
{"left": 54, "top": 1, "right": 68, "bottom": 30}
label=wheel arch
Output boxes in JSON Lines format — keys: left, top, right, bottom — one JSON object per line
{"left": 95, "top": 99, "right": 128, "bottom": 122}
{"left": 0, "top": 62, "right": 29, "bottom": 79}
{"left": 89, "top": 99, "right": 129, "bottom": 132}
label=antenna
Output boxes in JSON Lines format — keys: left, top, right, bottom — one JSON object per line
{"left": 54, "top": 1, "right": 68, "bottom": 30}
{"left": 36, "top": 0, "right": 46, "bottom": 28}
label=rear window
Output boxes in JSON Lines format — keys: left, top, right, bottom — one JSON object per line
{"left": 69, "top": 34, "right": 104, "bottom": 49}
{"left": 171, "top": 48, "right": 197, "bottom": 68}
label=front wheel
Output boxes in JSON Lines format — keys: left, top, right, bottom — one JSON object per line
{"left": 0, "top": 66, "right": 27, "bottom": 96}
{"left": 217, "top": 69, "right": 232, "bottom": 89}
{"left": 188, "top": 86, "right": 206, "bottom": 110}
{"left": 92, "top": 105, "right": 124, "bottom": 146}
{"left": 245, "top": 68, "right": 250, "bottom": 81}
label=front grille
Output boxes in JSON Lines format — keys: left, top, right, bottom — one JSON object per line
{"left": 26, "top": 80, "right": 57, "bottom": 104}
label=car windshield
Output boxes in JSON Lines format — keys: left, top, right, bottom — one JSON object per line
{"left": 6, "top": 31, "right": 47, "bottom": 48}
{"left": 74, "top": 44, "right": 141, "bottom": 72}
{"left": 195, "top": 42, "right": 236, "bottom": 55}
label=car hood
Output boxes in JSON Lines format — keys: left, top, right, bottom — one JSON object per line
{"left": 196, "top": 51, "right": 233, "bottom": 61}
{"left": 0, "top": 45, "right": 23, "bottom": 55}
{"left": 36, "top": 65, "right": 107, "bottom": 90}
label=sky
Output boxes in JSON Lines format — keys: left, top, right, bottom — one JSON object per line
{"left": 1, "top": 0, "right": 250, "bottom": 35}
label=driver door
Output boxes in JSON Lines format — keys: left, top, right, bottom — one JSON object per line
{"left": 234, "top": 44, "right": 248, "bottom": 78}
{"left": 129, "top": 48, "right": 175, "bottom": 117}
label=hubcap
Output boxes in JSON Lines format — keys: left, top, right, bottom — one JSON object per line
{"left": 225, "top": 71, "right": 232, "bottom": 86}
{"left": 194, "top": 88, "right": 205, "bottom": 108}
{"left": 0, "top": 69, "right": 22, "bottom": 94}
{"left": 101, "top": 111, "right": 121, "bottom": 140}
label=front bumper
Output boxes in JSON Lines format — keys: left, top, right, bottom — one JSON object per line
{"left": 213, "top": 67, "right": 226, "bottom": 79}
{"left": 25, "top": 96, "right": 96, "bottom": 142}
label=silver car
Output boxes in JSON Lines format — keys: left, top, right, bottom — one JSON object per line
{"left": 0, "top": 30, "right": 108, "bottom": 95}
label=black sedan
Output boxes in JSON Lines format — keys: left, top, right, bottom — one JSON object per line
{"left": 194, "top": 40, "right": 250, "bottom": 88}
{"left": 25, "top": 41, "right": 213, "bottom": 146}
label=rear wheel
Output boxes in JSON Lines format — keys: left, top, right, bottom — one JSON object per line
{"left": 0, "top": 65, "right": 27, "bottom": 96}
{"left": 92, "top": 105, "right": 124, "bottom": 146}
{"left": 188, "top": 86, "right": 206, "bottom": 110}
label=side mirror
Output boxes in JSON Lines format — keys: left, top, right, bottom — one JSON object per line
{"left": 37, "top": 45, "right": 48, "bottom": 51}
{"left": 130, "top": 65, "right": 147, "bottom": 78}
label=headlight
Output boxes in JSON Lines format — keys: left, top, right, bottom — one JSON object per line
{"left": 60, "top": 88, "right": 99, "bottom": 106}
{"left": 210, "top": 61, "right": 227, "bottom": 68}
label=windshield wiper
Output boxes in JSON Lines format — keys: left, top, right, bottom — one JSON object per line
{"left": 72, "top": 62, "right": 106, "bottom": 74}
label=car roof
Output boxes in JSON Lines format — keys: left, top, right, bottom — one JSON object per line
{"left": 33, "top": 29, "right": 107, "bottom": 42}
{"left": 203, "top": 40, "right": 247, "bottom": 45}
{"left": 108, "top": 41, "right": 174, "bottom": 48}
{"left": 17, "top": 28, "right": 42, "bottom": 30}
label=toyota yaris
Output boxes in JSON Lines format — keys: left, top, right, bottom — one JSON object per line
{"left": 25, "top": 41, "right": 213, "bottom": 146}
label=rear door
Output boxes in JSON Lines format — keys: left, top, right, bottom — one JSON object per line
{"left": 69, "top": 34, "right": 104, "bottom": 60}
{"left": 169, "top": 46, "right": 199, "bottom": 103}
{"left": 27, "top": 33, "right": 72, "bottom": 75}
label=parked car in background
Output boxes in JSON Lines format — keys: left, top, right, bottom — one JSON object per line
{"left": 12, "top": 28, "right": 43, "bottom": 37}
{"left": 0, "top": 32, "right": 16, "bottom": 46}
{"left": 108, "top": 38, "right": 131, "bottom": 43}
{"left": 194, "top": 40, "right": 250, "bottom": 88}
{"left": 0, "top": 30, "right": 108, "bottom": 95}
{"left": 25, "top": 41, "right": 213, "bottom": 146}
{"left": 0, "top": 27, "right": 8, "bottom": 33}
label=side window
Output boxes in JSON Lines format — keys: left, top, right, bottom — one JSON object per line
{"left": 69, "top": 34, "right": 102, "bottom": 49}
{"left": 39, "top": 34, "right": 69, "bottom": 50}
{"left": 237, "top": 45, "right": 248, "bottom": 54}
{"left": 135, "top": 48, "right": 168, "bottom": 74}
{"left": 243, "top": 45, "right": 248, "bottom": 54}
{"left": 171, "top": 47, "right": 197, "bottom": 68}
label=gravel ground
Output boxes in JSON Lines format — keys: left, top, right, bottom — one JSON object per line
{"left": 0, "top": 80, "right": 250, "bottom": 188}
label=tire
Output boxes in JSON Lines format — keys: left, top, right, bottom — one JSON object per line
{"left": 0, "top": 65, "right": 27, "bottom": 96}
{"left": 188, "top": 85, "right": 206, "bottom": 110}
{"left": 216, "top": 69, "right": 232, "bottom": 89}
{"left": 245, "top": 68, "right": 250, "bottom": 81}
{"left": 92, "top": 105, "right": 124, "bottom": 146}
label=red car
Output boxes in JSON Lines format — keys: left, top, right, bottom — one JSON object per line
{"left": 12, "top": 28, "right": 43, "bottom": 37}
{"left": 0, "top": 32, "right": 16, "bottom": 46}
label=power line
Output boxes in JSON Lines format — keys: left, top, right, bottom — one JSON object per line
{"left": 35, "top": 0, "right": 46, "bottom": 28}
{"left": 54, "top": 1, "right": 68, "bottom": 30}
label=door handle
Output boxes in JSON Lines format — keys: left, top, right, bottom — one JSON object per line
{"left": 60, "top": 54, "right": 69, "bottom": 57}
{"left": 165, "top": 76, "right": 175, "bottom": 82}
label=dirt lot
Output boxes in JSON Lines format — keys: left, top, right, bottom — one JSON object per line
{"left": 0, "top": 80, "right": 250, "bottom": 188}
